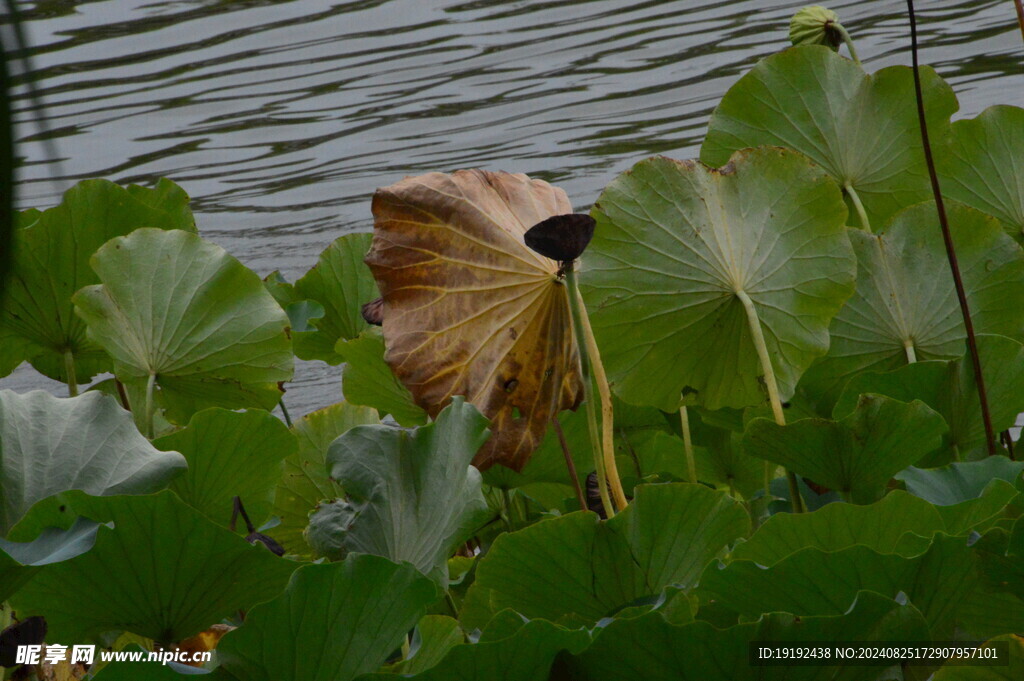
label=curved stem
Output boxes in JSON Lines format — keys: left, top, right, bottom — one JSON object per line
{"left": 903, "top": 339, "right": 918, "bottom": 364}
{"left": 679, "top": 406, "right": 697, "bottom": 484}
{"left": 845, "top": 183, "right": 871, "bottom": 231}
{"left": 907, "top": 0, "right": 997, "bottom": 457}
{"left": 735, "top": 289, "right": 804, "bottom": 512}
{"left": 144, "top": 372, "right": 157, "bottom": 439}
{"left": 63, "top": 349, "right": 78, "bottom": 397}
{"left": 564, "top": 270, "right": 615, "bottom": 518}
{"left": 833, "top": 23, "right": 861, "bottom": 66}
{"left": 574, "top": 285, "right": 629, "bottom": 512}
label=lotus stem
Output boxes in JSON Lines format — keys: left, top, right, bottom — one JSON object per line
{"left": 115, "top": 379, "right": 131, "bottom": 411}
{"left": 833, "top": 22, "right": 861, "bottom": 66}
{"left": 63, "top": 349, "right": 78, "bottom": 397}
{"left": 679, "top": 406, "right": 697, "bottom": 484}
{"left": 907, "top": 0, "right": 998, "bottom": 456}
{"left": 144, "top": 372, "right": 156, "bottom": 439}
{"left": 279, "top": 397, "right": 293, "bottom": 428}
{"left": 564, "top": 268, "right": 616, "bottom": 517}
{"left": 553, "top": 416, "right": 587, "bottom": 512}
{"left": 735, "top": 289, "right": 804, "bottom": 513}
{"left": 574, "top": 285, "right": 629, "bottom": 512}
{"left": 903, "top": 339, "right": 918, "bottom": 364}
{"left": 845, "top": 183, "right": 871, "bottom": 231}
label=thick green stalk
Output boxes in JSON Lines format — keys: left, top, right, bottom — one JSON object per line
{"left": 680, "top": 406, "right": 697, "bottom": 484}
{"left": 904, "top": 339, "right": 918, "bottom": 364}
{"left": 574, "top": 284, "right": 629, "bottom": 511}
{"left": 736, "top": 290, "right": 804, "bottom": 513}
{"left": 63, "top": 349, "right": 78, "bottom": 397}
{"left": 564, "top": 269, "right": 616, "bottom": 517}
{"left": 845, "top": 184, "right": 871, "bottom": 231}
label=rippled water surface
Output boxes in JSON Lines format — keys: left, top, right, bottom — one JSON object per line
{"left": 4, "top": 0, "right": 1023, "bottom": 415}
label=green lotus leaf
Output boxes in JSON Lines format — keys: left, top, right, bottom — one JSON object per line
{"left": 0, "top": 179, "right": 195, "bottom": 383}
{"left": 743, "top": 394, "right": 946, "bottom": 504}
{"left": 933, "top": 634, "right": 1024, "bottom": 680}
{"left": 463, "top": 482, "right": 749, "bottom": 628}
{"left": 293, "top": 233, "right": 378, "bottom": 364}
{"left": 0, "top": 518, "right": 101, "bottom": 601}
{"left": 154, "top": 408, "right": 297, "bottom": 527}
{"left": 72, "top": 228, "right": 294, "bottom": 427}
{"left": 336, "top": 327, "right": 427, "bottom": 426}
{"left": 389, "top": 616, "right": 464, "bottom": 675}
{"left": 271, "top": 401, "right": 379, "bottom": 555}
{"left": 939, "top": 105, "right": 1024, "bottom": 242}
{"left": 9, "top": 490, "right": 298, "bottom": 643}
{"left": 700, "top": 533, "right": 977, "bottom": 638}
{"left": 733, "top": 490, "right": 945, "bottom": 565}
{"left": 936, "top": 480, "right": 1020, "bottom": 537}
{"left": 701, "top": 45, "right": 958, "bottom": 229}
{"left": 582, "top": 148, "right": 854, "bottom": 412}
{"left": 576, "top": 591, "right": 930, "bottom": 681}
{"left": 973, "top": 528, "right": 1024, "bottom": 604}
{"left": 800, "top": 202, "right": 1024, "bottom": 410}
{"left": 359, "top": 616, "right": 589, "bottom": 681}
{"left": 896, "top": 456, "right": 1024, "bottom": 506}
{"left": 690, "top": 428, "right": 765, "bottom": 500}
{"left": 959, "top": 589, "right": 1024, "bottom": 643}
{"left": 834, "top": 335, "right": 1024, "bottom": 462}
{"left": 215, "top": 555, "right": 438, "bottom": 681}
{"left": 262, "top": 272, "right": 327, "bottom": 334}
{"left": 308, "top": 397, "right": 491, "bottom": 581}
{"left": 0, "top": 390, "right": 187, "bottom": 535}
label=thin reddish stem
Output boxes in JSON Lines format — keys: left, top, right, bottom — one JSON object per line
{"left": 906, "top": 0, "right": 997, "bottom": 456}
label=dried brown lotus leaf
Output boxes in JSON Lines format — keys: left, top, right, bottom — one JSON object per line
{"left": 366, "top": 170, "right": 584, "bottom": 470}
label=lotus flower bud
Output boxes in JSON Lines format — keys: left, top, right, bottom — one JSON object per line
{"left": 789, "top": 6, "right": 843, "bottom": 50}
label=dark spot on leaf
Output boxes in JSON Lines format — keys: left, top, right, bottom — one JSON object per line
{"left": 508, "top": 327, "right": 518, "bottom": 340}
{"left": 504, "top": 378, "right": 519, "bottom": 393}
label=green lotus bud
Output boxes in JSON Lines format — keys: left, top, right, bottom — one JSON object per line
{"left": 789, "top": 6, "right": 843, "bottom": 50}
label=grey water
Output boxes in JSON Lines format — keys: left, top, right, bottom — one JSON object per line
{"left": 3, "top": 0, "right": 1022, "bottom": 418}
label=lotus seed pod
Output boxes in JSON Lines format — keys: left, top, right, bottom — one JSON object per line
{"left": 789, "top": 5, "right": 843, "bottom": 50}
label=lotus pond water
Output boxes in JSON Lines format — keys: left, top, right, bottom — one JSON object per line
{"left": 1, "top": 4, "right": 1023, "bottom": 680}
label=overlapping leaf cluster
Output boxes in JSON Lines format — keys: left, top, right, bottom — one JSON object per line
{"left": 1, "top": 9, "right": 1024, "bottom": 681}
